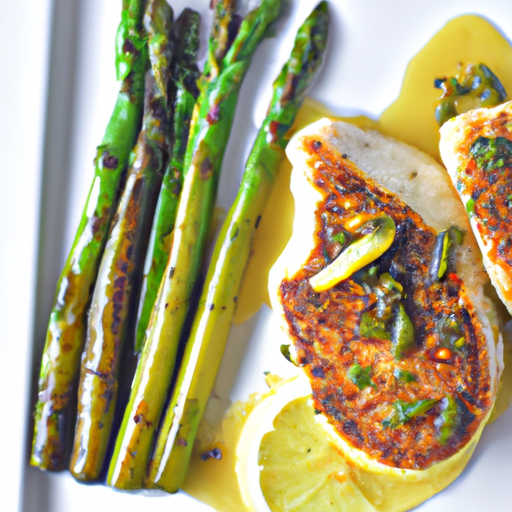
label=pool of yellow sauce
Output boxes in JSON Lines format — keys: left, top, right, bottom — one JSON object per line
{"left": 184, "top": 14, "right": 512, "bottom": 512}
{"left": 182, "top": 395, "right": 260, "bottom": 511}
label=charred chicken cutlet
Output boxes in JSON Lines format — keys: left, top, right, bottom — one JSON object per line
{"left": 441, "top": 100, "right": 512, "bottom": 316}
{"left": 273, "top": 119, "right": 502, "bottom": 471}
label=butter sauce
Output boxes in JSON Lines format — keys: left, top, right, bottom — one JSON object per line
{"left": 184, "top": 14, "right": 512, "bottom": 512}
{"left": 182, "top": 394, "right": 263, "bottom": 511}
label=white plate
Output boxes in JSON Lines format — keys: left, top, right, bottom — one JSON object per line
{"left": 9, "top": 0, "right": 512, "bottom": 510}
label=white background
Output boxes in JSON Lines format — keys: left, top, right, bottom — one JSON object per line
{"left": 2, "top": 0, "right": 512, "bottom": 510}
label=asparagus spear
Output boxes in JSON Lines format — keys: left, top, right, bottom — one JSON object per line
{"left": 203, "top": 0, "right": 237, "bottom": 79}
{"left": 30, "top": 0, "right": 147, "bottom": 472}
{"left": 146, "top": 2, "right": 329, "bottom": 492}
{"left": 144, "top": 0, "right": 174, "bottom": 107}
{"left": 107, "top": 0, "right": 282, "bottom": 490}
{"left": 69, "top": 0, "right": 172, "bottom": 482}
{"left": 135, "top": 8, "right": 201, "bottom": 354}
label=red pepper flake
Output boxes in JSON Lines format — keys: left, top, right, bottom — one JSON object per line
{"left": 448, "top": 272, "right": 462, "bottom": 285}
{"left": 427, "top": 347, "right": 455, "bottom": 364}
{"left": 266, "top": 121, "right": 279, "bottom": 144}
{"left": 435, "top": 347, "right": 452, "bottom": 360}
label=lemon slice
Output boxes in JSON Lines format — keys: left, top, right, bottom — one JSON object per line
{"left": 259, "top": 396, "right": 377, "bottom": 512}
{"left": 235, "top": 375, "right": 375, "bottom": 512}
{"left": 235, "top": 373, "right": 490, "bottom": 512}
{"left": 235, "top": 375, "right": 312, "bottom": 512}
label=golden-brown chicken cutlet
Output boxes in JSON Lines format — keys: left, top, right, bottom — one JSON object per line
{"left": 273, "top": 119, "right": 501, "bottom": 472}
{"left": 440, "top": 101, "right": 512, "bottom": 314}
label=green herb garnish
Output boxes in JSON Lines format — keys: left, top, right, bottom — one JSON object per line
{"left": 360, "top": 312, "right": 391, "bottom": 340}
{"left": 470, "top": 136, "right": 512, "bottom": 172}
{"left": 332, "top": 231, "right": 346, "bottom": 245}
{"left": 379, "top": 273, "right": 403, "bottom": 293}
{"left": 438, "top": 396, "right": 459, "bottom": 445}
{"left": 391, "top": 303, "right": 415, "bottom": 360}
{"left": 394, "top": 368, "right": 417, "bottom": 383}
{"left": 436, "top": 314, "right": 465, "bottom": 349}
{"left": 280, "top": 344, "right": 294, "bottom": 364}
{"left": 434, "top": 63, "right": 506, "bottom": 126}
{"left": 383, "top": 398, "right": 438, "bottom": 429}
{"left": 348, "top": 363, "right": 377, "bottom": 390}
{"left": 448, "top": 226, "right": 465, "bottom": 245}
{"left": 466, "top": 198, "right": 475, "bottom": 216}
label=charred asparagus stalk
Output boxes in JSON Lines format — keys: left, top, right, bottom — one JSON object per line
{"left": 146, "top": 2, "right": 329, "bottom": 492}
{"left": 135, "top": 8, "right": 201, "bottom": 354}
{"left": 30, "top": 0, "right": 147, "bottom": 472}
{"left": 202, "top": 0, "right": 237, "bottom": 80}
{"left": 69, "top": 0, "right": 172, "bottom": 482}
{"left": 107, "top": 0, "right": 282, "bottom": 490}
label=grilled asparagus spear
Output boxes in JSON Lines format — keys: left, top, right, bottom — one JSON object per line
{"left": 30, "top": 0, "right": 147, "bottom": 472}
{"left": 146, "top": 2, "right": 329, "bottom": 492}
{"left": 135, "top": 8, "right": 201, "bottom": 354}
{"left": 107, "top": 0, "right": 282, "bottom": 490}
{"left": 69, "top": 0, "right": 172, "bottom": 482}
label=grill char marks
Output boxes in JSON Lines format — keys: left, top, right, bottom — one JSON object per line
{"left": 440, "top": 102, "right": 512, "bottom": 312}
{"left": 278, "top": 135, "right": 492, "bottom": 470}
{"left": 459, "top": 114, "right": 512, "bottom": 270}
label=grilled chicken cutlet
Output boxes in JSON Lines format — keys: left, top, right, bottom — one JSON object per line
{"left": 270, "top": 119, "right": 502, "bottom": 471}
{"left": 440, "top": 100, "right": 512, "bottom": 315}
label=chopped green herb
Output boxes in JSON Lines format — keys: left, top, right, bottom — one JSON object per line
{"left": 374, "top": 273, "right": 404, "bottom": 321}
{"left": 367, "top": 265, "right": 379, "bottom": 277}
{"left": 430, "top": 227, "right": 464, "bottom": 282}
{"left": 470, "top": 136, "right": 512, "bottom": 172}
{"left": 434, "top": 63, "right": 506, "bottom": 126}
{"left": 466, "top": 198, "right": 475, "bottom": 216}
{"left": 439, "top": 233, "right": 450, "bottom": 279}
{"left": 454, "top": 337, "right": 465, "bottom": 348}
{"left": 430, "top": 230, "right": 451, "bottom": 280}
{"left": 438, "top": 396, "right": 459, "bottom": 445}
{"left": 383, "top": 398, "right": 438, "bottom": 429}
{"left": 332, "top": 232, "right": 346, "bottom": 245}
{"left": 379, "top": 273, "right": 403, "bottom": 293}
{"left": 394, "top": 368, "right": 417, "bottom": 383}
{"left": 437, "top": 315, "right": 464, "bottom": 348}
{"left": 280, "top": 344, "right": 295, "bottom": 365}
{"left": 360, "top": 312, "right": 391, "bottom": 340}
{"left": 391, "top": 303, "right": 415, "bottom": 360}
{"left": 359, "top": 272, "right": 410, "bottom": 343}
{"left": 348, "top": 363, "right": 377, "bottom": 390}
{"left": 448, "top": 226, "right": 465, "bottom": 245}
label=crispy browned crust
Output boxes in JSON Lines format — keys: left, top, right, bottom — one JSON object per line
{"left": 278, "top": 136, "right": 492, "bottom": 470}
{"left": 440, "top": 101, "right": 512, "bottom": 312}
